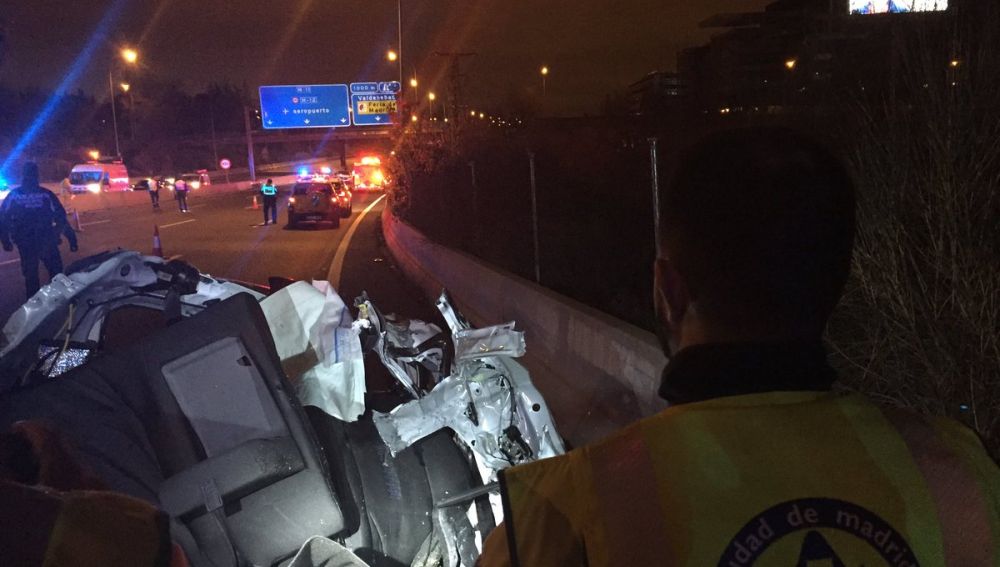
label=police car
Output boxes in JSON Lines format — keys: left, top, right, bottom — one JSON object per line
{"left": 287, "top": 179, "right": 345, "bottom": 228}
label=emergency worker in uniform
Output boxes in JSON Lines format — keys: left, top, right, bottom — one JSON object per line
{"left": 479, "top": 128, "right": 1000, "bottom": 566}
{"left": 149, "top": 178, "right": 161, "bottom": 210}
{"left": 0, "top": 162, "right": 79, "bottom": 299}
{"left": 261, "top": 178, "right": 278, "bottom": 225}
{"left": 174, "top": 176, "right": 189, "bottom": 213}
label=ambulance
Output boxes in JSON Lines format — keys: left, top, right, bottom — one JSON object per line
{"left": 68, "top": 160, "right": 131, "bottom": 194}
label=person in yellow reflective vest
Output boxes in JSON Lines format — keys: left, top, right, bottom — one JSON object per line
{"left": 261, "top": 178, "right": 279, "bottom": 225}
{"left": 479, "top": 128, "right": 1000, "bottom": 566}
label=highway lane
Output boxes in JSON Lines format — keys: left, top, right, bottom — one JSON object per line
{"left": 0, "top": 185, "right": 387, "bottom": 326}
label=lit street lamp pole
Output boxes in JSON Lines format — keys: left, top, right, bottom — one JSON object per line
{"left": 396, "top": 0, "right": 403, "bottom": 85}
{"left": 109, "top": 48, "right": 138, "bottom": 158}
{"left": 540, "top": 65, "right": 549, "bottom": 97}
{"left": 428, "top": 91, "right": 436, "bottom": 119}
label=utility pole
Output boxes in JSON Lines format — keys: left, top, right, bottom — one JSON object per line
{"left": 244, "top": 105, "right": 256, "bottom": 183}
{"left": 435, "top": 51, "right": 476, "bottom": 123}
{"left": 528, "top": 152, "right": 541, "bottom": 284}
{"left": 649, "top": 138, "right": 661, "bottom": 256}
{"left": 210, "top": 111, "right": 220, "bottom": 168}
{"left": 109, "top": 70, "right": 121, "bottom": 158}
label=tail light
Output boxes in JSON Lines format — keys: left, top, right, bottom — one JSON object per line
{"left": 289, "top": 196, "right": 296, "bottom": 204}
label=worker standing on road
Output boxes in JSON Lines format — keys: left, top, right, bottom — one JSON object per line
{"left": 479, "top": 128, "right": 1000, "bottom": 566}
{"left": 0, "top": 162, "right": 79, "bottom": 299}
{"left": 149, "top": 178, "right": 161, "bottom": 211}
{"left": 59, "top": 176, "right": 71, "bottom": 204}
{"left": 174, "top": 176, "right": 190, "bottom": 213}
{"left": 261, "top": 178, "right": 278, "bottom": 225}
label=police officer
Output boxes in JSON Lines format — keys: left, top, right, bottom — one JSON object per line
{"left": 479, "top": 129, "right": 1000, "bottom": 566}
{"left": 174, "top": 176, "right": 189, "bottom": 212}
{"left": 260, "top": 178, "right": 278, "bottom": 225}
{"left": 0, "top": 162, "right": 79, "bottom": 298}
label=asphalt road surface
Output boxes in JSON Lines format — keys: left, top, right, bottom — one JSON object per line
{"left": 0, "top": 185, "right": 393, "bottom": 327}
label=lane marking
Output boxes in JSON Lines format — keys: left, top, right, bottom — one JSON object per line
{"left": 160, "top": 219, "right": 197, "bottom": 229}
{"left": 327, "top": 194, "right": 387, "bottom": 289}
{"left": 80, "top": 219, "right": 111, "bottom": 227}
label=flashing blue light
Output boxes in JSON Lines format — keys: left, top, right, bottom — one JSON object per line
{"left": 0, "top": 1, "right": 127, "bottom": 178}
{"left": 298, "top": 167, "right": 310, "bottom": 177}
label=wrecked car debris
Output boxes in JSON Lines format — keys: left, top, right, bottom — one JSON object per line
{"left": 372, "top": 291, "right": 564, "bottom": 483}
{"left": 0, "top": 251, "right": 565, "bottom": 567}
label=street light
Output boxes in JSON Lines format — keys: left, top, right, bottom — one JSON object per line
{"left": 540, "top": 65, "right": 549, "bottom": 97}
{"left": 110, "top": 47, "right": 138, "bottom": 158}
{"left": 120, "top": 83, "right": 131, "bottom": 93}
{"left": 785, "top": 58, "right": 797, "bottom": 70}
{"left": 88, "top": 150, "right": 100, "bottom": 161}
{"left": 428, "top": 91, "right": 436, "bottom": 119}
{"left": 410, "top": 77, "right": 418, "bottom": 88}
{"left": 394, "top": 0, "right": 403, "bottom": 85}
{"left": 387, "top": 50, "right": 398, "bottom": 62}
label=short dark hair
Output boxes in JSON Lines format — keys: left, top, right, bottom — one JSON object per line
{"left": 266, "top": 178, "right": 273, "bottom": 184}
{"left": 660, "top": 127, "right": 856, "bottom": 334}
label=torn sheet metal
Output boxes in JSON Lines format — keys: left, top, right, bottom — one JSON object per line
{"left": 1, "top": 252, "right": 159, "bottom": 357}
{"left": 374, "top": 356, "right": 563, "bottom": 473}
{"left": 262, "top": 281, "right": 366, "bottom": 422}
{"left": 355, "top": 293, "right": 446, "bottom": 399}
{"left": 373, "top": 292, "right": 564, "bottom": 484}
{"left": 453, "top": 323, "right": 525, "bottom": 363}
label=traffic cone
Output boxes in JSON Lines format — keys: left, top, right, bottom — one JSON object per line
{"left": 251, "top": 195, "right": 260, "bottom": 210}
{"left": 152, "top": 225, "right": 164, "bottom": 258}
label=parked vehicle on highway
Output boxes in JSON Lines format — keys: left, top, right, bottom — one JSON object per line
{"left": 334, "top": 179, "right": 353, "bottom": 217}
{"left": 352, "top": 155, "right": 387, "bottom": 191}
{"left": 0, "top": 250, "right": 564, "bottom": 566}
{"left": 130, "top": 178, "right": 152, "bottom": 191}
{"left": 288, "top": 180, "right": 343, "bottom": 228}
{"left": 179, "top": 172, "right": 207, "bottom": 190}
{"left": 68, "top": 161, "right": 130, "bottom": 194}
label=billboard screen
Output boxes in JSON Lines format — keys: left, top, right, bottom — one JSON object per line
{"left": 850, "top": 1, "right": 947, "bottom": 14}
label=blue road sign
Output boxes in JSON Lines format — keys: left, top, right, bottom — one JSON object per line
{"left": 351, "top": 93, "right": 398, "bottom": 126}
{"left": 351, "top": 82, "right": 379, "bottom": 94}
{"left": 350, "top": 81, "right": 400, "bottom": 95}
{"left": 259, "top": 84, "right": 351, "bottom": 129}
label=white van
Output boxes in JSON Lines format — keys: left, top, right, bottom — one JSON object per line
{"left": 69, "top": 161, "right": 130, "bottom": 194}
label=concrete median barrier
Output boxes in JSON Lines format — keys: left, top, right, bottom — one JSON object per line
{"left": 382, "top": 209, "right": 668, "bottom": 447}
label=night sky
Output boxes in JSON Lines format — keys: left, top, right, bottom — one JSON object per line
{"left": 1, "top": 0, "right": 769, "bottom": 115}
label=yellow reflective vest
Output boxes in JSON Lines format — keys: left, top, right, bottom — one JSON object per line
{"left": 486, "top": 392, "right": 1000, "bottom": 566}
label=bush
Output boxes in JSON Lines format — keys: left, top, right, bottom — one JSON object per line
{"left": 829, "top": 5, "right": 1000, "bottom": 454}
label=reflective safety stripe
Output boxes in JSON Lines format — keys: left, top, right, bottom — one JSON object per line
{"left": 883, "top": 409, "right": 996, "bottom": 565}
{"left": 261, "top": 185, "right": 277, "bottom": 196}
